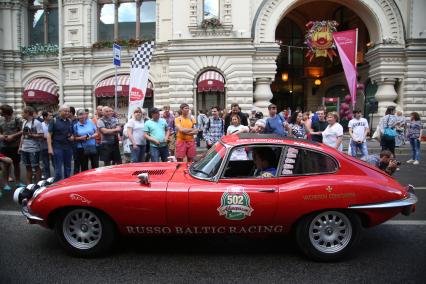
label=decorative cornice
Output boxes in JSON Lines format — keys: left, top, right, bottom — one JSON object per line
{"left": 188, "top": 25, "right": 234, "bottom": 37}
{"left": 0, "top": 0, "right": 22, "bottom": 9}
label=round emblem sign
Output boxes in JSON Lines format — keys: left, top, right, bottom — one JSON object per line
{"left": 217, "top": 186, "right": 254, "bottom": 221}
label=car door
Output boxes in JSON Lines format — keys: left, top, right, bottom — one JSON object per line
{"left": 275, "top": 145, "right": 341, "bottom": 225}
{"left": 188, "top": 145, "right": 281, "bottom": 226}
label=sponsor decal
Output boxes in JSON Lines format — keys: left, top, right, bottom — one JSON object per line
{"left": 130, "top": 87, "right": 144, "bottom": 102}
{"left": 303, "top": 192, "right": 356, "bottom": 200}
{"left": 70, "top": 194, "right": 92, "bottom": 204}
{"left": 126, "top": 225, "right": 284, "bottom": 235}
{"left": 217, "top": 186, "right": 254, "bottom": 220}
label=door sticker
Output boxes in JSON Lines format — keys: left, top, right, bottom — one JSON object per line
{"left": 217, "top": 186, "right": 254, "bottom": 220}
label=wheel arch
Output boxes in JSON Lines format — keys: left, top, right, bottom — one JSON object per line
{"left": 47, "top": 206, "right": 119, "bottom": 232}
{"left": 289, "top": 208, "right": 371, "bottom": 234}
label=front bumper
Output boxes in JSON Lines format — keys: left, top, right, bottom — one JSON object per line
{"left": 348, "top": 185, "right": 418, "bottom": 216}
{"left": 21, "top": 202, "right": 45, "bottom": 224}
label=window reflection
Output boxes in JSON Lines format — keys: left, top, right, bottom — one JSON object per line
{"left": 118, "top": 3, "right": 136, "bottom": 40}
{"left": 140, "top": 1, "right": 156, "bottom": 39}
{"left": 98, "top": 1, "right": 156, "bottom": 41}
{"left": 204, "top": 0, "right": 219, "bottom": 19}
{"left": 28, "top": 0, "right": 58, "bottom": 45}
{"left": 99, "top": 4, "right": 114, "bottom": 41}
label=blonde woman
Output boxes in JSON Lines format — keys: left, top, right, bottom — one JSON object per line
{"left": 322, "top": 112, "right": 343, "bottom": 151}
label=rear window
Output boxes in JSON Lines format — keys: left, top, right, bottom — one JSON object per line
{"left": 281, "top": 147, "right": 338, "bottom": 176}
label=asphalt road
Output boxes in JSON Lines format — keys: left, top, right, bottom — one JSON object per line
{"left": 0, "top": 144, "right": 425, "bottom": 283}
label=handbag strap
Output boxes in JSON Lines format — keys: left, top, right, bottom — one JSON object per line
{"left": 386, "top": 115, "right": 391, "bottom": 128}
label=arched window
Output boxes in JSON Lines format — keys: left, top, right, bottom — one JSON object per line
{"left": 98, "top": 0, "right": 156, "bottom": 41}
{"left": 28, "top": 0, "right": 58, "bottom": 45}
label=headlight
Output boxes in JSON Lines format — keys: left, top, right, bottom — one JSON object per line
{"left": 37, "top": 180, "right": 48, "bottom": 187}
{"left": 26, "top": 184, "right": 38, "bottom": 191}
{"left": 13, "top": 187, "right": 25, "bottom": 205}
{"left": 33, "top": 186, "right": 47, "bottom": 199}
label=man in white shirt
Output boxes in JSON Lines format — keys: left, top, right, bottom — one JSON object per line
{"left": 348, "top": 109, "right": 369, "bottom": 157}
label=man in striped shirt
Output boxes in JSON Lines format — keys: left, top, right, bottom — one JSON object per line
{"left": 203, "top": 106, "right": 224, "bottom": 149}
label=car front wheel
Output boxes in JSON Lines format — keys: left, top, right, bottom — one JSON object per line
{"left": 55, "top": 208, "right": 116, "bottom": 257}
{"left": 295, "top": 210, "right": 361, "bottom": 261}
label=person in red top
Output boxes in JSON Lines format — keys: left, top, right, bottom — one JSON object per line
{"left": 174, "top": 103, "right": 198, "bottom": 162}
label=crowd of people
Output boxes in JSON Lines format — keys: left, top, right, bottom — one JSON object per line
{"left": 0, "top": 102, "right": 423, "bottom": 198}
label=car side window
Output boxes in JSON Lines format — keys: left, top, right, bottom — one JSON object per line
{"left": 280, "top": 147, "right": 338, "bottom": 176}
{"left": 223, "top": 146, "right": 282, "bottom": 178}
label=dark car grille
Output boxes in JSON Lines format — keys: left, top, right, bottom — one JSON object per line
{"left": 132, "top": 169, "right": 167, "bottom": 176}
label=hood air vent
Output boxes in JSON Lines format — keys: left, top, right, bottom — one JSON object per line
{"left": 132, "top": 169, "right": 166, "bottom": 176}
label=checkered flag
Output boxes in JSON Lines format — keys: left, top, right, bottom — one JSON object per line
{"left": 131, "top": 41, "right": 155, "bottom": 69}
{"left": 128, "top": 41, "right": 155, "bottom": 118}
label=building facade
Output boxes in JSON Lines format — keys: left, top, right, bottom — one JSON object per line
{"left": 0, "top": 0, "right": 425, "bottom": 124}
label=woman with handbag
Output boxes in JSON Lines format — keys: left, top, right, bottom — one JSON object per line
{"left": 74, "top": 109, "right": 99, "bottom": 171}
{"left": 378, "top": 106, "right": 397, "bottom": 155}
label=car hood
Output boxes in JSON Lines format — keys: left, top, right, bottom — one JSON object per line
{"left": 54, "top": 162, "right": 181, "bottom": 185}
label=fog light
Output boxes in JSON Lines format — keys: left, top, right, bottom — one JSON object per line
{"left": 13, "top": 187, "right": 25, "bottom": 205}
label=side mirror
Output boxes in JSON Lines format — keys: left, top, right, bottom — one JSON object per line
{"left": 137, "top": 173, "right": 150, "bottom": 185}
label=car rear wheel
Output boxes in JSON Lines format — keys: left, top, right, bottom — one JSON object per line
{"left": 55, "top": 208, "right": 116, "bottom": 257}
{"left": 295, "top": 210, "right": 361, "bottom": 261}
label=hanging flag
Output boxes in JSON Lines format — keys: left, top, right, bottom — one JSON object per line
{"left": 128, "top": 41, "right": 155, "bottom": 118}
{"left": 333, "top": 29, "right": 358, "bottom": 109}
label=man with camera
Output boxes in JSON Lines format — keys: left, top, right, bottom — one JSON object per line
{"left": 361, "top": 150, "right": 398, "bottom": 176}
{"left": 19, "top": 106, "right": 44, "bottom": 185}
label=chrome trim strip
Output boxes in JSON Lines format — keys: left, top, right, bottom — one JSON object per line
{"left": 349, "top": 193, "right": 418, "bottom": 209}
{"left": 22, "top": 206, "right": 44, "bottom": 222}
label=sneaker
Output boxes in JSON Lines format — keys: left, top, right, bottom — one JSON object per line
{"left": 413, "top": 160, "right": 420, "bottom": 165}
{"left": 3, "top": 184, "right": 12, "bottom": 191}
{"left": 406, "top": 159, "right": 414, "bottom": 164}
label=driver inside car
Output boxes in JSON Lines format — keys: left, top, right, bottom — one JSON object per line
{"left": 253, "top": 147, "right": 277, "bottom": 178}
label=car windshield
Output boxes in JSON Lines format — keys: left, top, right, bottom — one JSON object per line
{"left": 190, "top": 142, "right": 226, "bottom": 179}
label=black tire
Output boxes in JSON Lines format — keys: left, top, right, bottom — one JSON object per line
{"left": 54, "top": 208, "right": 117, "bottom": 257}
{"left": 295, "top": 210, "right": 362, "bottom": 261}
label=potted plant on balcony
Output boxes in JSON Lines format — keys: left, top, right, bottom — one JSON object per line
{"left": 201, "top": 18, "right": 222, "bottom": 30}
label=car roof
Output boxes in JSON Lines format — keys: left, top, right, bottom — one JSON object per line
{"left": 221, "top": 133, "right": 332, "bottom": 153}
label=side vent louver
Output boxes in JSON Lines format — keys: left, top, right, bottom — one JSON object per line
{"left": 132, "top": 169, "right": 166, "bottom": 176}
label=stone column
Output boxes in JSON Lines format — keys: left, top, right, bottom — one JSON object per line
{"left": 365, "top": 45, "right": 405, "bottom": 120}
{"left": 253, "top": 78, "right": 273, "bottom": 113}
{"left": 374, "top": 78, "right": 398, "bottom": 114}
{"left": 252, "top": 43, "right": 280, "bottom": 116}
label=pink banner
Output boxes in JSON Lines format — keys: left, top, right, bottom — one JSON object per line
{"left": 333, "top": 29, "right": 358, "bottom": 109}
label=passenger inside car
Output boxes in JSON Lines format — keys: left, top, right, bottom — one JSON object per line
{"left": 223, "top": 146, "right": 281, "bottom": 178}
{"left": 253, "top": 147, "right": 277, "bottom": 177}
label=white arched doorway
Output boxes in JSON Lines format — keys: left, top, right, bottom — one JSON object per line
{"left": 251, "top": 0, "right": 405, "bottom": 116}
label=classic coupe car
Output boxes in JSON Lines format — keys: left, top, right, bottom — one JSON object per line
{"left": 14, "top": 134, "right": 417, "bottom": 261}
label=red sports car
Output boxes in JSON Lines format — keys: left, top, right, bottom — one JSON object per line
{"left": 14, "top": 134, "right": 418, "bottom": 261}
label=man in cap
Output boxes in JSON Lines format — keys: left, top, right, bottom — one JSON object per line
{"left": 144, "top": 107, "right": 170, "bottom": 162}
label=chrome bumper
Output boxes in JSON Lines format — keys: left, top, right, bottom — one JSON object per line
{"left": 348, "top": 185, "right": 418, "bottom": 216}
{"left": 22, "top": 203, "right": 44, "bottom": 223}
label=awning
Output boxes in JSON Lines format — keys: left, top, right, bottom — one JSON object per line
{"left": 23, "top": 78, "right": 59, "bottom": 104}
{"left": 197, "top": 71, "right": 224, "bottom": 92}
{"left": 95, "top": 75, "right": 153, "bottom": 98}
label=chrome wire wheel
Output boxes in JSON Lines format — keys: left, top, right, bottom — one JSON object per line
{"left": 308, "top": 211, "right": 352, "bottom": 254}
{"left": 62, "top": 209, "right": 102, "bottom": 250}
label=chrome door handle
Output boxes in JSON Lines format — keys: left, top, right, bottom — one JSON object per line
{"left": 257, "top": 188, "right": 276, "bottom": 193}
